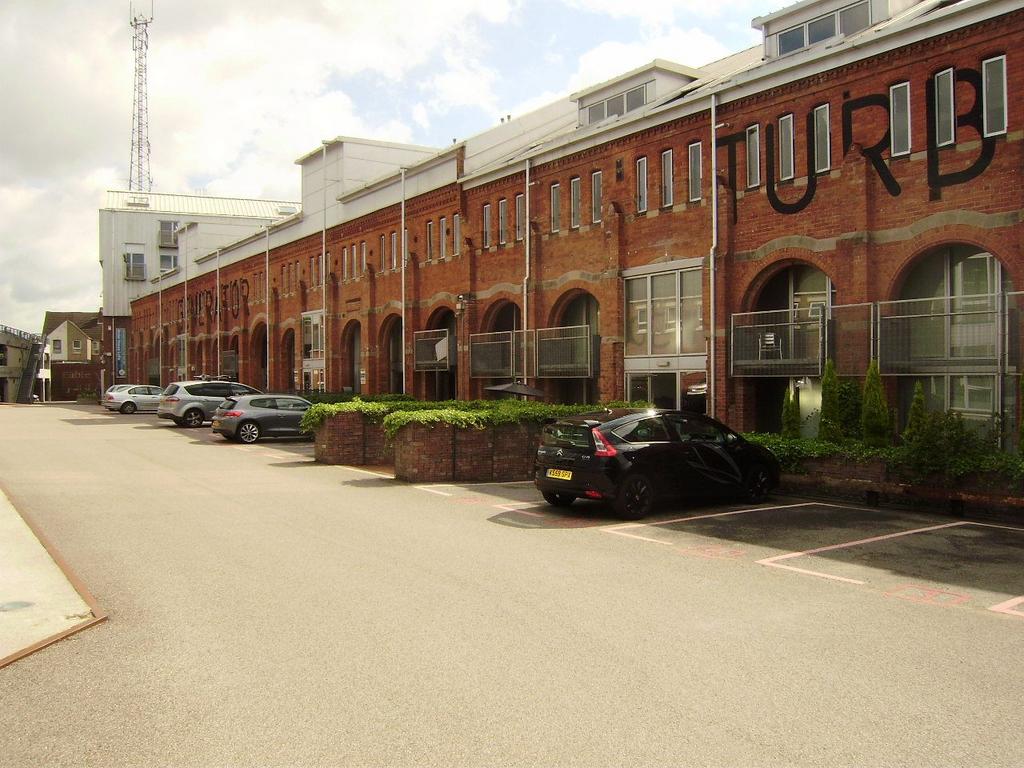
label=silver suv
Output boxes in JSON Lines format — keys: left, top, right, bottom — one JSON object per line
{"left": 158, "top": 380, "right": 262, "bottom": 427}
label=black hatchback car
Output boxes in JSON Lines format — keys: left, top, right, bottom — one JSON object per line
{"left": 534, "top": 409, "right": 780, "bottom": 519}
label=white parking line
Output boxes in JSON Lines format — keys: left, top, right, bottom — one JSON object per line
{"left": 603, "top": 501, "right": 820, "bottom": 533}
{"left": 415, "top": 485, "right": 454, "bottom": 496}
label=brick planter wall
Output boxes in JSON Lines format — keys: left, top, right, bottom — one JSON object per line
{"left": 395, "top": 422, "right": 454, "bottom": 482}
{"left": 393, "top": 420, "right": 543, "bottom": 483}
{"left": 314, "top": 412, "right": 394, "bottom": 465}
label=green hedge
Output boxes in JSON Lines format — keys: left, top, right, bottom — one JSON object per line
{"left": 301, "top": 398, "right": 654, "bottom": 436}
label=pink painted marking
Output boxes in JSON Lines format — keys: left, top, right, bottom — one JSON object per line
{"left": 762, "top": 561, "right": 865, "bottom": 585}
{"left": 677, "top": 544, "right": 745, "bottom": 560}
{"left": 605, "top": 501, "right": 819, "bottom": 531}
{"left": 602, "top": 528, "right": 675, "bottom": 546}
{"left": 988, "top": 596, "right": 1024, "bottom": 619}
{"left": 884, "top": 584, "right": 971, "bottom": 606}
{"left": 758, "top": 521, "right": 966, "bottom": 565}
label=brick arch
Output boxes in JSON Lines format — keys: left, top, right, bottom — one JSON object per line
{"left": 339, "top": 319, "right": 363, "bottom": 394}
{"left": 378, "top": 313, "right": 404, "bottom": 393}
{"left": 886, "top": 236, "right": 1015, "bottom": 303}
{"left": 547, "top": 288, "right": 599, "bottom": 328}
{"left": 739, "top": 253, "right": 838, "bottom": 313}
{"left": 425, "top": 304, "right": 456, "bottom": 329}
{"left": 479, "top": 298, "right": 521, "bottom": 332}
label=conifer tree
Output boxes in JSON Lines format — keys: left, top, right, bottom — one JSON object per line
{"left": 861, "top": 359, "right": 890, "bottom": 447}
{"left": 903, "top": 381, "right": 926, "bottom": 444}
{"left": 782, "top": 387, "right": 801, "bottom": 439}
{"left": 817, "top": 359, "right": 842, "bottom": 442}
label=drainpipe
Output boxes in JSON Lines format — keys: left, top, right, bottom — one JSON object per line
{"left": 709, "top": 93, "right": 720, "bottom": 419}
{"left": 321, "top": 140, "right": 329, "bottom": 392}
{"left": 183, "top": 230, "right": 188, "bottom": 377}
{"left": 400, "top": 167, "right": 407, "bottom": 393}
{"left": 157, "top": 268, "right": 163, "bottom": 386}
{"left": 216, "top": 248, "right": 221, "bottom": 377}
{"left": 523, "top": 158, "right": 531, "bottom": 381}
{"left": 265, "top": 225, "right": 271, "bottom": 391}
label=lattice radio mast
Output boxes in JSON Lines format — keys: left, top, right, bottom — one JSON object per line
{"left": 129, "top": 2, "right": 153, "bottom": 192}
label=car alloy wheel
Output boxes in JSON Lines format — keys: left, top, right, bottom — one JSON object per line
{"left": 745, "top": 465, "right": 771, "bottom": 503}
{"left": 183, "top": 409, "right": 204, "bottom": 428}
{"left": 616, "top": 473, "right": 653, "bottom": 520}
{"left": 120, "top": 401, "right": 137, "bottom": 414}
{"left": 238, "top": 421, "right": 261, "bottom": 444}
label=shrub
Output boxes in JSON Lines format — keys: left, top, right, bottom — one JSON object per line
{"left": 861, "top": 359, "right": 890, "bottom": 447}
{"left": 817, "top": 359, "right": 842, "bottom": 442}
{"left": 902, "top": 381, "right": 926, "bottom": 444}
{"left": 781, "top": 388, "right": 800, "bottom": 439}
{"left": 836, "top": 377, "right": 862, "bottom": 439}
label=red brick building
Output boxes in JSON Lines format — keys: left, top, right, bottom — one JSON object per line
{"left": 128, "top": 0, "right": 1022, "bottom": 434}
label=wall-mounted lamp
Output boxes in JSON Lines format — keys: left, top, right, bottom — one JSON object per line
{"left": 794, "top": 376, "right": 807, "bottom": 389}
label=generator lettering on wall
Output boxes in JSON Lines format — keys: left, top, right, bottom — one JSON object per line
{"left": 184, "top": 279, "right": 251, "bottom": 323}
{"left": 715, "top": 65, "right": 996, "bottom": 217}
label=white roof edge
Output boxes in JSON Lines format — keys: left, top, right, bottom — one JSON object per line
{"left": 569, "top": 59, "right": 705, "bottom": 101}
{"left": 194, "top": 210, "right": 304, "bottom": 263}
{"left": 337, "top": 145, "right": 463, "bottom": 204}
{"left": 294, "top": 136, "right": 441, "bottom": 165}
{"left": 752, "top": 0, "right": 829, "bottom": 29}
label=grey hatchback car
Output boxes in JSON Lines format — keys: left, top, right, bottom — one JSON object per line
{"left": 211, "top": 394, "right": 312, "bottom": 443}
{"left": 158, "top": 380, "right": 262, "bottom": 427}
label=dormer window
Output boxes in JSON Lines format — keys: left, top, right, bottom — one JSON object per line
{"left": 777, "top": 0, "right": 870, "bottom": 56}
{"left": 580, "top": 83, "right": 651, "bottom": 126}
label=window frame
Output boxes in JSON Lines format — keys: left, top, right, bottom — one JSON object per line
{"left": 687, "top": 142, "right": 702, "bottom": 203}
{"left": 390, "top": 232, "right": 397, "bottom": 270}
{"left": 570, "top": 177, "right": 581, "bottom": 229}
{"left": 746, "top": 125, "right": 760, "bottom": 188}
{"left": 482, "top": 204, "right": 492, "bottom": 248}
{"left": 889, "top": 82, "right": 912, "bottom": 157}
{"left": 591, "top": 171, "right": 603, "bottom": 224}
{"left": 498, "top": 198, "right": 508, "bottom": 245}
{"left": 550, "top": 183, "right": 561, "bottom": 233}
{"left": 439, "top": 216, "right": 447, "bottom": 259}
{"left": 380, "top": 234, "right": 386, "bottom": 271}
{"left": 425, "top": 220, "right": 434, "bottom": 261}
{"left": 779, "top": 113, "right": 795, "bottom": 181}
{"left": 515, "top": 193, "right": 525, "bottom": 241}
{"left": 935, "top": 68, "right": 956, "bottom": 148}
{"left": 636, "top": 157, "right": 648, "bottom": 213}
{"left": 982, "top": 55, "right": 1008, "bottom": 137}
{"left": 661, "top": 149, "right": 674, "bottom": 208}
{"left": 123, "top": 251, "right": 146, "bottom": 281}
{"left": 813, "top": 103, "right": 831, "bottom": 174}
{"left": 453, "top": 214, "right": 461, "bottom": 254}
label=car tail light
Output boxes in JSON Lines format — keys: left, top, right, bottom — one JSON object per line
{"left": 223, "top": 410, "right": 244, "bottom": 418}
{"left": 105, "top": 394, "right": 114, "bottom": 401}
{"left": 164, "top": 396, "right": 180, "bottom": 403}
{"left": 584, "top": 490, "right": 604, "bottom": 499}
{"left": 591, "top": 428, "right": 617, "bottom": 458}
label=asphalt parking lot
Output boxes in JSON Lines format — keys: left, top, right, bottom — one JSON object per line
{"left": 132, "top": 406, "right": 1024, "bottom": 625}
{"left": 4, "top": 404, "right": 1022, "bottom": 766}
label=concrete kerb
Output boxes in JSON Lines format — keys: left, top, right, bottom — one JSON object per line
{"left": 0, "top": 484, "right": 107, "bottom": 670}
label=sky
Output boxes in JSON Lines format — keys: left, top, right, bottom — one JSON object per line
{"left": 0, "top": 0, "right": 779, "bottom": 334}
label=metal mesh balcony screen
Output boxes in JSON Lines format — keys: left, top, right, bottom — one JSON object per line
{"left": 730, "top": 307, "right": 823, "bottom": 377}
{"left": 828, "top": 303, "right": 874, "bottom": 376}
{"left": 878, "top": 293, "right": 1000, "bottom": 374}
{"left": 470, "top": 330, "right": 535, "bottom": 378}
{"left": 220, "top": 350, "right": 238, "bottom": 378}
{"left": 536, "top": 325, "right": 593, "bottom": 378}
{"left": 413, "top": 329, "right": 450, "bottom": 372}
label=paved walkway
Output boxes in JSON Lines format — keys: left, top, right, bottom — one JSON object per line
{"left": 0, "top": 486, "right": 99, "bottom": 666}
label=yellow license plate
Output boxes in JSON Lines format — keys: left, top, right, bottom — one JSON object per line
{"left": 546, "top": 468, "right": 572, "bottom": 480}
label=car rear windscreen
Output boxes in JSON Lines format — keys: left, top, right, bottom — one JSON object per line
{"left": 161, "top": 385, "right": 179, "bottom": 395}
{"left": 541, "top": 423, "right": 593, "bottom": 449}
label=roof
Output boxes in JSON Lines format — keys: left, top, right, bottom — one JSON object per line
{"left": 569, "top": 59, "right": 705, "bottom": 101}
{"left": 42, "top": 311, "right": 102, "bottom": 340}
{"left": 103, "top": 191, "right": 299, "bottom": 219}
{"left": 294, "top": 136, "right": 440, "bottom": 165}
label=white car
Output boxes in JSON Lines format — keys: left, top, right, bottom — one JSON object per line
{"left": 104, "top": 385, "right": 164, "bottom": 414}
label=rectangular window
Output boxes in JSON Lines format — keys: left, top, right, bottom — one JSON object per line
{"left": 890, "top": 82, "right": 911, "bottom": 156}
{"left": 746, "top": 125, "right": 760, "bottom": 188}
{"left": 636, "top": 157, "right": 648, "bottom": 213}
{"left": 982, "top": 56, "right": 1007, "bottom": 137}
{"left": 160, "top": 252, "right": 177, "bottom": 272}
{"left": 550, "top": 183, "right": 561, "bottom": 232}
{"left": 814, "top": 104, "right": 831, "bottom": 173}
{"left": 498, "top": 199, "right": 507, "bottom": 245}
{"left": 360, "top": 242, "right": 366, "bottom": 273}
{"left": 301, "top": 312, "right": 325, "bottom": 360}
{"left": 425, "top": 221, "right": 434, "bottom": 260}
{"left": 625, "top": 278, "right": 649, "bottom": 356}
{"left": 158, "top": 220, "right": 178, "bottom": 247}
{"left": 53, "top": 339, "right": 62, "bottom": 353}
{"left": 124, "top": 251, "right": 145, "bottom": 280}
{"left": 439, "top": 217, "right": 447, "bottom": 259}
{"left": 310, "top": 255, "right": 317, "bottom": 287}
{"left": 625, "top": 84, "right": 646, "bottom": 112}
{"left": 688, "top": 142, "right": 702, "bottom": 202}
{"left": 453, "top": 215, "right": 461, "bottom": 254}
{"left": 351, "top": 243, "right": 357, "bottom": 276}
{"left": 570, "top": 177, "right": 581, "bottom": 228}
{"left": 390, "top": 233, "right": 397, "bottom": 270}
{"left": 779, "top": 114, "right": 795, "bottom": 180}
{"left": 591, "top": 171, "right": 602, "bottom": 223}
{"left": 808, "top": 14, "right": 835, "bottom": 45}
{"left": 778, "top": 26, "right": 805, "bottom": 56}
{"left": 481, "top": 204, "right": 491, "bottom": 248}
{"left": 73, "top": 339, "right": 82, "bottom": 353}
{"left": 661, "top": 149, "right": 674, "bottom": 207}
{"left": 515, "top": 194, "right": 525, "bottom": 241}
{"left": 839, "top": 1, "right": 870, "bottom": 35}
{"left": 935, "top": 68, "right": 955, "bottom": 147}
{"left": 380, "top": 235, "right": 386, "bottom": 271}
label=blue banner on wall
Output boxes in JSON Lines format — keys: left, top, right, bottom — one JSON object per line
{"left": 115, "top": 327, "right": 127, "bottom": 377}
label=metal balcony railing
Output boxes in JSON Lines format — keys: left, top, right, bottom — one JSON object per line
{"left": 878, "top": 293, "right": 1002, "bottom": 374}
{"left": 413, "top": 329, "right": 450, "bottom": 372}
{"left": 730, "top": 308, "right": 824, "bottom": 377}
{"left": 470, "top": 330, "right": 533, "bottom": 378}
{"left": 536, "top": 325, "right": 594, "bottom": 378}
